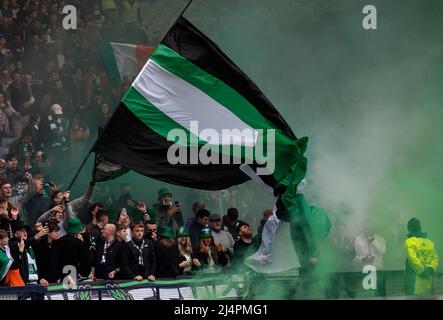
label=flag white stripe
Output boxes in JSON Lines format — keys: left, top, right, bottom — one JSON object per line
{"left": 132, "top": 59, "right": 258, "bottom": 146}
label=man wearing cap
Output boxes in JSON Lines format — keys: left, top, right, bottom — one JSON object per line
{"left": 209, "top": 213, "right": 235, "bottom": 266}
{"left": 58, "top": 218, "right": 90, "bottom": 278}
{"left": 404, "top": 218, "right": 439, "bottom": 295}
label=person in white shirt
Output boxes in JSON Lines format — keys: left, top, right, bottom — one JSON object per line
{"left": 353, "top": 222, "right": 387, "bottom": 271}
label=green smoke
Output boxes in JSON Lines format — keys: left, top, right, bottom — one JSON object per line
{"left": 68, "top": 0, "right": 442, "bottom": 299}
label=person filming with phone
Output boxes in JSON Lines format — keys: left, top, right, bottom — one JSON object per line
{"left": 154, "top": 187, "right": 184, "bottom": 235}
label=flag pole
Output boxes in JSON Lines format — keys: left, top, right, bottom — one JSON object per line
{"left": 67, "top": 0, "right": 195, "bottom": 191}
{"left": 178, "top": 0, "right": 194, "bottom": 18}
{"left": 67, "top": 149, "right": 93, "bottom": 190}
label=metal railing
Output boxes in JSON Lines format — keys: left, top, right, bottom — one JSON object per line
{"left": 1, "top": 271, "right": 442, "bottom": 300}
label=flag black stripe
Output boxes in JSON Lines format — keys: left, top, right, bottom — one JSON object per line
{"left": 92, "top": 103, "right": 250, "bottom": 190}
{"left": 161, "top": 17, "right": 296, "bottom": 140}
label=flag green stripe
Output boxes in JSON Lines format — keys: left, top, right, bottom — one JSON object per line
{"left": 123, "top": 86, "right": 302, "bottom": 181}
{"left": 122, "top": 86, "right": 202, "bottom": 145}
{"left": 97, "top": 42, "right": 122, "bottom": 87}
{"left": 151, "top": 44, "right": 278, "bottom": 133}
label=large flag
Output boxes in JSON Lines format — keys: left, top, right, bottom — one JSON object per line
{"left": 98, "top": 42, "right": 155, "bottom": 86}
{"left": 92, "top": 17, "right": 329, "bottom": 269}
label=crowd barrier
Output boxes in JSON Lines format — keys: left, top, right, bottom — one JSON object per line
{"left": 0, "top": 271, "right": 442, "bottom": 300}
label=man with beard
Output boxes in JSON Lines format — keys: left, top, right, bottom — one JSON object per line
{"left": 209, "top": 213, "right": 234, "bottom": 266}
{"left": 233, "top": 221, "right": 258, "bottom": 268}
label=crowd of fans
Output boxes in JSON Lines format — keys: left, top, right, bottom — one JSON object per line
{"left": 0, "top": 183, "right": 263, "bottom": 286}
{"left": 0, "top": 1, "right": 439, "bottom": 299}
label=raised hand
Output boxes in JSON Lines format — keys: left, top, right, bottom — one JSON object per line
{"left": 10, "top": 207, "right": 19, "bottom": 220}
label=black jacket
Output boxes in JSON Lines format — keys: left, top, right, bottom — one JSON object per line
{"left": 93, "top": 238, "right": 123, "bottom": 279}
{"left": 58, "top": 234, "right": 90, "bottom": 277}
{"left": 121, "top": 238, "right": 156, "bottom": 279}
{"left": 154, "top": 241, "right": 180, "bottom": 279}
{"left": 33, "top": 236, "right": 63, "bottom": 283}
{"left": 9, "top": 236, "right": 38, "bottom": 283}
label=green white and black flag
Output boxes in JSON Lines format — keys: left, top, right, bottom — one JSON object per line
{"left": 92, "top": 17, "right": 329, "bottom": 270}
{"left": 92, "top": 17, "right": 305, "bottom": 191}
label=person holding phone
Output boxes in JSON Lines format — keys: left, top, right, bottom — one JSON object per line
{"left": 154, "top": 188, "right": 184, "bottom": 235}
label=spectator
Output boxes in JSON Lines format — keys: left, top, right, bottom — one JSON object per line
{"left": 9, "top": 72, "right": 34, "bottom": 138}
{"left": 58, "top": 218, "right": 90, "bottom": 278}
{"left": 37, "top": 196, "right": 74, "bottom": 238}
{"left": 23, "top": 175, "right": 50, "bottom": 226}
{"left": 209, "top": 213, "right": 235, "bottom": 266}
{"left": 9, "top": 126, "right": 37, "bottom": 164}
{"left": 90, "top": 223, "right": 123, "bottom": 280}
{"left": 176, "top": 227, "right": 200, "bottom": 275}
{"left": 86, "top": 209, "right": 109, "bottom": 242}
{"left": 115, "top": 208, "right": 132, "bottom": 242}
{"left": 324, "top": 220, "right": 356, "bottom": 299}
{"left": 144, "top": 220, "right": 157, "bottom": 242}
{"left": 189, "top": 208, "right": 210, "bottom": 252}
{"left": 108, "top": 183, "right": 141, "bottom": 221}
{"left": 115, "top": 223, "right": 128, "bottom": 242}
{"left": 154, "top": 226, "right": 180, "bottom": 279}
{"left": 98, "top": 102, "right": 111, "bottom": 126}
{"left": 154, "top": 187, "right": 183, "bottom": 233}
{"left": 121, "top": 220, "right": 156, "bottom": 281}
{"left": 222, "top": 207, "right": 239, "bottom": 241}
{"left": 33, "top": 221, "right": 62, "bottom": 286}
{"left": 41, "top": 103, "right": 69, "bottom": 179}
{"left": 185, "top": 201, "right": 205, "bottom": 231}
{"left": 254, "top": 209, "right": 273, "bottom": 247}
{"left": 0, "top": 226, "right": 27, "bottom": 286}
{"left": 194, "top": 227, "right": 227, "bottom": 273}
{"left": 353, "top": 222, "right": 387, "bottom": 271}
{"left": 9, "top": 221, "right": 47, "bottom": 285}
{"left": 32, "top": 150, "right": 52, "bottom": 178}
{"left": 83, "top": 202, "right": 104, "bottom": 227}
{"left": 4, "top": 153, "right": 22, "bottom": 183}
{"left": 0, "top": 171, "right": 32, "bottom": 214}
{"left": 404, "top": 218, "right": 439, "bottom": 295}
{"left": 233, "top": 221, "right": 258, "bottom": 267}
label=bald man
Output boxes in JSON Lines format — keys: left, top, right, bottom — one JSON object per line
{"left": 89, "top": 223, "right": 124, "bottom": 280}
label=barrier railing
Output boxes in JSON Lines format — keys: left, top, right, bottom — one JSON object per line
{"left": 0, "top": 271, "right": 442, "bottom": 300}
